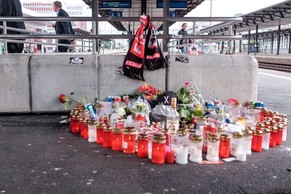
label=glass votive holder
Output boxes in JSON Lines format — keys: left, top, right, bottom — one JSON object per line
{"left": 87, "top": 120, "right": 97, "bottom": 143}
{"left": 269, "top": 126, "right": 278, "bottom": 147}
{"left": 262, "top": 128, "right": 271, "bottom": 150}
{"left": 243, "top": 129, "right": 253, "bottom": 155}
{"left": 122, "top": 127, "right": 136, "bottom": 154}
{"left": 282, "top": 121, "right": 288, "bottom": 142}
{"left": 219, "top": 134, "right": 230, "bottom": 158}
{"left": 276, "top": 124, "right": 283, "bottom": 146}
{"left": 116, "top": 118, "right": 125, "bottom": 129}
{"left": 251, "top": 130, "right": 263, "bottom": 152}
{"left": 206, "top": 135, "right": 220, "bottom": 162}
{"left": 103, "top": 126, "right": 112, "bottom": 148}
{"left": 174, "top": 129, "right": 189, "bottom": 165}
{"left": 189, "top": 135, "right": 203, "bottom": 163}
{"left": 230, "top": 132, "right": 244, "bottom": 157}
{"left": 151, "top": 133, "right": 166, "bottom": 164}
{"left": 70, "top": 115, "right": 80, "bottom": 134}
{"left": 137, "top": 133, "right": 148, "bottom": 158}
{"left": 111, "top": 128, "right": 122, "bottom": 151}
{"left": 96, "top": 124, "right": 106, "bottom": 145}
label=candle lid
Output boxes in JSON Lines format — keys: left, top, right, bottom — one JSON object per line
{"left": 276, "top": 124, "right": 284, "bottom": 131}
{"left": 177, "top": 129, "right": 188, "bottom": 136}
{"left": 219, "top": 134, "right": 230, "bottom": 141}
{"left": 88, "top": 120, "right": 98, "bottom": 125}
{"left": 123, "top": 127, "right": 136, "bottom": 134}
{"left": 269, "top": 126, "right": 278, "bottom": 132}
{"left": 189, "top": 135, "right": 203, "bottom": 143}
{"left": 112, "top": 127, "right": 122, "bottom": 134}
{"left": 208, "top": 134, "right": 219, "bottom": 142}
{"left": 242, "top": 129, "right": 253, "bottom": 137}
{"left": 152, "top": 133, "right": 166, "bottom": 143}
{"left": 103, "top": 126, "right": 112, "bottom": 132}
{"left": 263, "top": 128, "right": 271, "bottom": 133}
{"left": 253, "top": 130, "right": 263, "bottom": 136}
{"left": 138, "top": 133, "right": 148, "bottom": 140}
{"left": 232, "top": 132, "right": 244, "bottom": 138}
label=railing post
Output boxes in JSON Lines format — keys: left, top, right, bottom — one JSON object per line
{"left": 227, "top": 25, "right": 232, "bottom": 54}
{"left": 3, "top": 21, "right": 8, "bottom": 54}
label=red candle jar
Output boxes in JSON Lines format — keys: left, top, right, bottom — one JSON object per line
{"left": 135, "top": 112, "right": 146, "bottom": 122}
{"left": 103, "top": 126, "right": 112, "bottom": 148}
{"left": 79, "top": 118, "right": 88, "bottom": 137}
{"left": 70, "top": 115, "right": 80, "bottom": 134}
{"left": 202, "top": 123, "right": 216, "bottom": 153}
{"left": 111, "top": 128, "right": 123, "bottom": 151}
{"left": 251, "top": 130, "right": 263, "bottom": 152}
{"left": 116, "top": 118, "right": 125, "bottom": 129}
{"left": 122, "top": 127, "right": 136, "bottom": 154}
{"left": 137, "top": 134, "right": 148, "bottom": 158}
{"left": 162, "top": 128, "right": 171, "bottom": 146}
{"left": 151, "top": 133, "right": 166, "bottom": 164}
{"left": 276, "top": 125, "right": 283, "bottom": 145}
{"left": 255, "top": 123, "right": 265, "bottom": 131}
{"left": 269, "top": 126, "right": 278, "bottom": 147}
{"left": 82, "top": 119, "right": 89, "bottom": 139}
{"left": 103, "top": 116, "right": 108, "bottom": 125}
{"left": 219, "top": 134, "right": 230, "bottom": 158}
{"left": 96, "top": 124, "right": 105, "bottom": 145}
{"left": 166, "top": 150, "right": 175, "bottom": 164}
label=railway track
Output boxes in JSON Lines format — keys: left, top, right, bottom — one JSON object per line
{"left": 258, "top": 62, "right": 291, "bottom": 73}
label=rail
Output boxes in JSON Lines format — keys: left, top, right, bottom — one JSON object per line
{"left": 0, "top": 16, "right": 243, "bottom": 54}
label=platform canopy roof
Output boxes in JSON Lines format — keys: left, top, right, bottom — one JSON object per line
{"left": 200, "top": 0, "right": 291, "bottom": 34}
{"left": 82, "top": 0, "right": 205, "bottom": 33}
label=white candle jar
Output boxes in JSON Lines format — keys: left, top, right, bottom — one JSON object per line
{"left": 206, "top": 135, "right": 220, "bottom": 162}
{"left": 230, "top": 132, "right": 244, "bottom": 157}
{"left": 243, "top": 130, "right": 253, "bottom": 155}
{"left": 262, "top": 128, "right": 271, "bottom": 150}
{"left": 175, "top": 129, "right": 189, "bottom": 165}
{"left": 88, "top": 121, "right": 97, "bottom": 143}
{"left": 282, "top": 121, "right": 288, "bottom": 142}
{"left": 189, "top": 135, "right": 203, "bottom": 163}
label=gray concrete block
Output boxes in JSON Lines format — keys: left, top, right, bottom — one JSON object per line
{"left": 98, "top": 55, "right": 166, "bottom": 101}
{"left": 168, "top": 54, "right": 258, "bottom": 103}
{"left": 0, "top": 54, "right": 31, "bottom": 113}
{"left": 30, "top": 54, "right": 97, "bottom": 112}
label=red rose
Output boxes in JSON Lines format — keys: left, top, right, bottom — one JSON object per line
{"left": 139, "top": 83, "right": 148, "bottom": 92}
{"left": 58, "top": 94, "right": 66, "bottom": 103}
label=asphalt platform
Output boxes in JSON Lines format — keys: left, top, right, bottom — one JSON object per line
{"left": 0, "top": 69, "right": 291, "bottom": 194}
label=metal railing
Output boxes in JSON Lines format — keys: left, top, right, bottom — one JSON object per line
{"left": 0, "top": 16, "right": 243, "bottom": 54}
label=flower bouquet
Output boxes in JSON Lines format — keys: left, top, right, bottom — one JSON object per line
{"left": 176, "top": 81, "right": 206, "bottom": 122}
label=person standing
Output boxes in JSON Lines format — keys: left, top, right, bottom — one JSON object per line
{"left": 177, "top": 23, "right": 191, "bottom": 53}
{"left": 52, "top": 1, "right": 74, "bottom": 52}
{"left": 0, "top": 0, "right": 26, "bottom": 53}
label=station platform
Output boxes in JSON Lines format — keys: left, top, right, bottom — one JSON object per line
{"left": 0, "top": 69, "right": 290, "bottom": 194}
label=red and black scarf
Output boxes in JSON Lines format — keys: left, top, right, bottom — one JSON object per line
{"left": 123, "top": 15, "right": 166, "bottom": 81}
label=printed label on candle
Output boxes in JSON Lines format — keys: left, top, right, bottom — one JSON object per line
{"left": 122, "top": 142, "right": 128, "bottom": 149}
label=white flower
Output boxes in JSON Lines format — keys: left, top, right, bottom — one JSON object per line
{"left": 116, "top": 107, "right": 126, "bottom": 117}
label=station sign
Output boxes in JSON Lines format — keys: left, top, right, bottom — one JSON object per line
{"left": 100, "top": 0, "right": 131, "bottom": 9}
{"left": 169, "top": 11, "right": 178, "bottom": 17}
{"left": 109, "top": 11, "right": 123, "bottom": 17}
{"left": 157, "top": 0, "right": 187, "bottom": 8}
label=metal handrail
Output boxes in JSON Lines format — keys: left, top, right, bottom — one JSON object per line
{"left": 0, "top": 16, "right": 243, "bottom": 54}
{"left": 0, "top": 16, "right": 243, "bottom": 22}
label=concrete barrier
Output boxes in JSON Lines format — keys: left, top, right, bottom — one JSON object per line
{"left": 98, "top": 55, "right": 166, "bottom": 101}
{"left": 0, "top": 53, "right": 258, "bottom": 113}
{"left": 30, "top": 54, "right": 97, "bottom": 112}
{"left": 168, "top": 54, "right": 258, "bottom": 103}
{"left": 0, "top": 54, "right": 31, "bottom": 113}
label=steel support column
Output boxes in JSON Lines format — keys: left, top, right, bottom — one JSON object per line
{"left": 271, "top": 36, "right": 274, "bottom": 54}
{"left": 92, "top": 0, "right": 99, "bottom": 53}
{"left": 277, "top": 25, "right": 281, "bottom": 55}
{"left": 289, "top": 34, "right": 291, "bottom": 54}
{"left": 162, "top": 0, "right": 169, "bottom": 52}
{"left": 141, "top": 0, "right": 147, "bottom": 15}
{"left": 233, "top": 29, "right": 236, "bottom": 53}
{"left": 247, "top": 30, "right": 250, "bottom": 54}
{"left": 255, "top": 25, "right": 258, "bottom": 52}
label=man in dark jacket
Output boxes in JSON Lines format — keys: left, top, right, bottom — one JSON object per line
{"left": 0, "top": 0, "right": 26, "bottom": 53}
{"left": 52, "top": 1, "right": 74, "bottom": 52}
